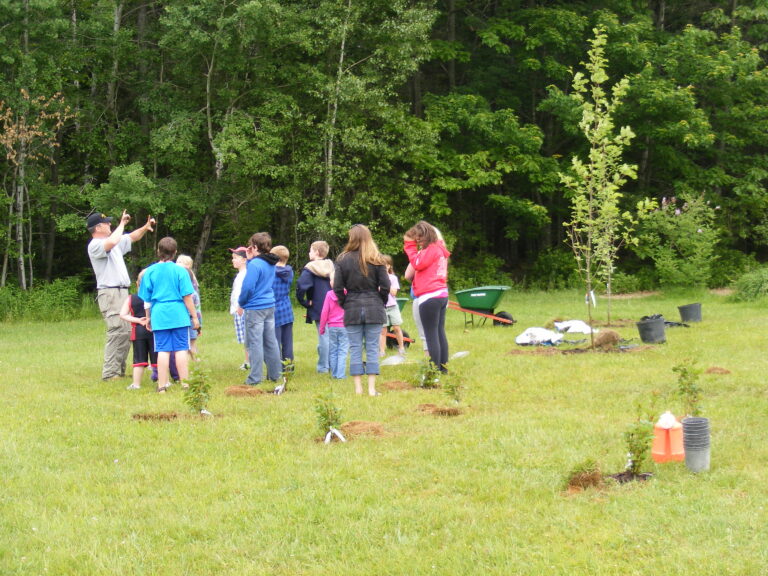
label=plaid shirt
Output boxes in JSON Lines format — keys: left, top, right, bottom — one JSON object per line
{"left": 273, "top": 264, "right": 295, "bottom": 327}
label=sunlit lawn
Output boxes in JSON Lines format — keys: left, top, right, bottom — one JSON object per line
{"left": 1, "top": 289, "right": 767, "bottom": 575}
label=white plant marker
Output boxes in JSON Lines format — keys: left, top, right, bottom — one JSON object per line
{"left": 324, "top": 428, "right": 346, "bottom": 444}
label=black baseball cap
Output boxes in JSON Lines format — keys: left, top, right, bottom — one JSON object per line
{"left": 87, "top": 212, "right": 112, "bottom": 228}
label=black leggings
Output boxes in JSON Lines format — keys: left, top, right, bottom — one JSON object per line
{"left": 419, "top": 297, "right": 448, "bottom": 372}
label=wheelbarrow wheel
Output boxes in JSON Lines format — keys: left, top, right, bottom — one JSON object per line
{"left": 385, "top": 328, "right": 411, "bottom": 349}
{"left": 493, "top": 311, "right": 515, "bottom": 327}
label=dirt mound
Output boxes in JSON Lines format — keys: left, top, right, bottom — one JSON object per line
{"left": 705, "top": 366, "right": 731, "bottom": 374}
{"left": 593, "top": 329, "right": 621, "bottom": 349}
{"left": 417, "top": 403, "right": 463, "bottom": 417}
{"left": 225, "top": 385, "right": 267, "bottom": 396}
{"left": 382, "top": 380, "right": 414, "bottom": 390}
{"left": 341, "top": 420, "right": 387, "bottom": 437}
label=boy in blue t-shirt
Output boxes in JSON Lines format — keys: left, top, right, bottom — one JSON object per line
{"left": 138, "top": 237, "right": 200, "bottom": 393}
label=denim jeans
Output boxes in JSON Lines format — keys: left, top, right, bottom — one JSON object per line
{"left": 346, "top": 323, "right": 383, "bottom": 376}
{"left": 327, "top": 326, "right": 349, "bottom": 379}
{"left": 315, "top": 321, "right": 330, "bottom": 373}
{"left": 244, "top": 308, "right": 283, "bottom": 384}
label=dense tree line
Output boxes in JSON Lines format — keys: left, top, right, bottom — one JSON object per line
{"left": 2, "top": 0, "right": 768, "bottom": 292}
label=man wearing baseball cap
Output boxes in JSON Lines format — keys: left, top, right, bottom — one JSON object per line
{"left": 87, "top": 209, "right": 155, "bottom": 381}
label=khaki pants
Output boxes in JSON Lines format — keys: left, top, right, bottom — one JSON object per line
{"left": 97, "top": 288, "right": 131, "bottom": 380}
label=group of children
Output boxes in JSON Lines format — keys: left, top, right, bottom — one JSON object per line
{"left": 120, "top": 237, "right": 408, "bottom": 392}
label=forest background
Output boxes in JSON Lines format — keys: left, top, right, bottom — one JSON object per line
{"left": 3, "top": 0, "right": 768, "bottom": 304}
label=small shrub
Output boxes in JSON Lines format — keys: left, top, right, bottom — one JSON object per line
{"left": 633, "top": 195, "right": 718, "bottom": 288}
{"left": 442, "top": 372, "right": 465, "bottom": 404}
{"left": 412, "top": 360, "right": 441, "bottom": 389}
{"left": 314, "top": 389, "right": 342, "bottom": 436}
{"left": 526, "top": 247, "right": 580, "bottom": 290}
{"left": 709, "top": 247, "right": 757, "bottom": 289}
{"left": 732, "top": 266, "right": 768, "bottom": 302}
{"left": 624, "top": 419, "right": 654, "bottom": 476}
{"left": 609, "top": 272, "right": 641, "bottom": 294}
{"left": 183, "top": 358, "right": 211, "bottom": 414}
{"left": 673, "top": 360, "right": 703, "bottom": 417}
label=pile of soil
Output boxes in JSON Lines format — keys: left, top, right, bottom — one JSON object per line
{"left": 706, "top": 366, "right": 731, "bottom": 374}
{"left": 382, "top": 380, "right": 414, "bottom": 391}
{"left": 417, "top": 403, "right": 463, "bottom": 417}
{"left": 225, "top": 385, "right": 266, "bottom": 396}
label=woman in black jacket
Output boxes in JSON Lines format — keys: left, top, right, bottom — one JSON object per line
{"left": 334, "top": 224, "right": 390, "bottom": 396}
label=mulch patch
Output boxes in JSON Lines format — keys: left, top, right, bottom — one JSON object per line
{"left": 606, "top": 471, "right": 653, "bottom": 484}
{"left": 382, "top": 380, "right": 415, "bottom": 390}
{"left": 509, "top": 344, "right": 654, "bottom": 356}
{"left": 133, "top": 412, "right": 179, "bottom": 421}
{"left": 417, "top": 403, "right": 463, "bottom": 417}
{"left": 225, "top": 385, "right": 267, "bottom": 396}
{"left": 132, "top": 412, "right": 215, "bottom": 421}
{"left": 706, "top": 366, "right": 731, "bottom": 374}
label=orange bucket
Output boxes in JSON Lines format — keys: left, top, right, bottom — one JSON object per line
{"left": 652, "top": 412, "right": 685, "bottom": 463}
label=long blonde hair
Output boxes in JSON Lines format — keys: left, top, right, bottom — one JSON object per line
{"left": 338, "top": 224, "right": 384, "bottom": 275}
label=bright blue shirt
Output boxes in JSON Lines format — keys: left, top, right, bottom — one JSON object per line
{"left": 138, "top": 261, "right": 194, "bottom": 330}
{"left": 238, "top": 255, "right": 277, "bottom": 311}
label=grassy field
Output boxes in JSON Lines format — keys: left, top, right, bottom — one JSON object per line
{"left": 2, "top": 289, "right": 767, "bottom": 575}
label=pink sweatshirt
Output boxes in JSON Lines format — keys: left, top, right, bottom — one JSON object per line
{"left": 319, "top": 290, "right": 345, "bottom": 334}
{"left": 404, "top": 239, "right": 450, "bottom": 297}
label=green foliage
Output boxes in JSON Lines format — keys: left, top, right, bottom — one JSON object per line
{"left": 609, "top": 272, "right": 642, "bottom": 294}
{"left": 0, "top": 278, "right": 86, "bottom": 322}
{"left": 525, "top": 247, "right": 580, "bottom": 290}
{"left": 732, "top": 266, "right": 768, "bottom": 301}
{"left": 634, "top": 196, "right": 719, "bottom": 288}
{"left": 442, "top": 372, "right": 465, "bottom": 405}
{"left": 673, "top": 360, "right": 703, "bottom": 417}
{"left": 314, "top": 389, "right": 342, "bottom": 436}
{"left": 412, "top": 359, "right": 441, "bottom": 389}
{"left": 623, "top": 418, "right": 654, "bottom": 476}
{"left": 709, "top": 248, "right": 758, "bottom": 289}
{"left": 183, "top": 359, "right": 211, "bottom": 414}
{"left": 449, "top": 254, "right": 513, "bottom": 291}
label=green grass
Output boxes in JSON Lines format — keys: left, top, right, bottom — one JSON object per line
{"left": 2, "top": 290, "right": 767, "bottom": 574}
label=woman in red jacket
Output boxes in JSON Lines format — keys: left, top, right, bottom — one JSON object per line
{"left": 404, "top": 221, "right": 450, "bottom": 373}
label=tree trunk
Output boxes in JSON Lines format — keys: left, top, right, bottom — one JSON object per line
{"left": 324, "top": 0, "right": 353, "bottom": 217}
{"left": 106, "top": 2, "right": 124, "bottom": 119}
{"left": 16, "top": 146, "right": 27, "bottom": 290}
{"left": 193, "top": 211, "right": 214, "bottom": 272}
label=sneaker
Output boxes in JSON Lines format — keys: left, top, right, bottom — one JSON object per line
{"left": 398, "top": 347, "right": 406, "bottom": 356}
{"left": 239, "top": 363, "right": 250, "bottom": 370}
{"left": 126, "top": 383, "right": 141, "bottom": 390}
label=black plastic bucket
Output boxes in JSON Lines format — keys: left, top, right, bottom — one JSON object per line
{"left": 636, "top": 316, "right": 666, "bottom": 344}
{"left": 678, "top": 303, "right": 702, "bottom": 323}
